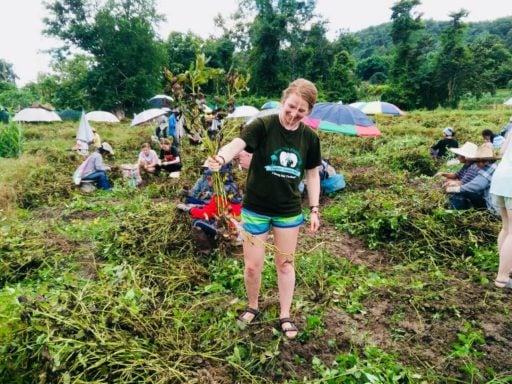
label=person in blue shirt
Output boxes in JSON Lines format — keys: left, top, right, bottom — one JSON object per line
{"left": 439, "top": 142, "right": 479, "bottom": 187}
{"left": 168, "top": 110, "right": 177, "bottom": 141}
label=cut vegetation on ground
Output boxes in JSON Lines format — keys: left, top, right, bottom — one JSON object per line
{"left": 1, "top": 108, "right": 512, "bottom": 383}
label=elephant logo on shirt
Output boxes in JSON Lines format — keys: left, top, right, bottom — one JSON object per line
{"left": 279, "top": 151, "right": 298, "bottom": 168}
{"left": 265, "top": 148, "right": 302, "bottom": 178}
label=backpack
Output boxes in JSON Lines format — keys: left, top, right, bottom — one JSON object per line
{"left": 319, "top": 160, "right": 345, "bottom": 194}
{"left": 321, "top": 174, "right": 346, "bottom": 194}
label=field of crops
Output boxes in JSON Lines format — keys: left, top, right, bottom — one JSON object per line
{"left": 1, "top": 107, "right": 511, "bottom": 383}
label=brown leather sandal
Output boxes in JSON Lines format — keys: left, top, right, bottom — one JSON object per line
{"left": 237, "top": 307, "right": 260, "bottom": 325}
{"left": 279, "top": 317, "right": 298, "bottom": 339}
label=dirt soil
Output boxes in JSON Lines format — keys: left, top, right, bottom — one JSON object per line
{"left": 230, "top": 219, "right": 512, "bottom": 383}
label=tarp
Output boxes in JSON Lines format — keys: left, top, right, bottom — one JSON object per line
{"left": 13, "top": 108, "right": 62, "bottom": 122}
{"left": 76, "top": 111, "right": 94, "bottom": 155}
{"left": 226, "top": 105, "right": 259, "bottom": 118}
{"left": 86, "top": 111, "right": 120, "bottom": 123}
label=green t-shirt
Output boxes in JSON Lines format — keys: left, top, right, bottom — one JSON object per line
{"left": 240, "top": 114, "right": 322, "bottom": 216}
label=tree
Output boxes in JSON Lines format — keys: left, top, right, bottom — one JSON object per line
{"left": 53, "top": 54, "right": 92, "bottom": 109}
{"left": 356, "top": 55, "right": 390, "bottom": 81}
{"left": 324, "top": 50, "right": 359, "bottom": 103}
{"left": 467, "top": 34, "right": 512, "bottom": 91}
{"left": 432, "top": 10, "right": 471, "bottom": 107}
{"left": 0, "top": 59, "right": 17, "bottom": 84}
{"left": 44, "top": 0, "right": 166, "bottom": 114}
{"left": 166, "top": 32, "right": 203, "bottom": 75}
{"left": 240, "top": 0, "right": 317, "bottom": 95}
{"left": 296, "top": 22, "right": 333, "bottom": 85}
{"left": 384, "top": 0, "right": 426, "bottom": 110}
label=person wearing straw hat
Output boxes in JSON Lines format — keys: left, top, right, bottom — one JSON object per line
{"left": 206, "top": 79, "right": 321, "bottom": 340}
{"left": 430, "top": 127, "right": 458, "bottom": 161}
{"left": 489, "top": 130, "right": 512, "bottom": 289}
{"left": 438, "top": 142, "right": 479, "bottom": 187}
{"left": 446, "top": 142, "right": 499, "bottom": 211}
{"left": 78, "top": 142, "right": 115, "bottom": 191}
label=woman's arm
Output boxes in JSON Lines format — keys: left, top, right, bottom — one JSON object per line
{"left": 209, "top": 138, "right": 246, "bottom": 171}
{"left": 305, "top": 167, "right": 321, "bottom": 233}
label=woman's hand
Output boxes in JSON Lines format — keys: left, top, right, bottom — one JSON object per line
{"left": 309, "top": 210, "right": 320, "bottom": 233}
{"left": 207, "top": 155, "right": 225, "bottom": 172}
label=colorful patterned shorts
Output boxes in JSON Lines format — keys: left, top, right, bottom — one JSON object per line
{"left": 241, "top": 208, "right": 304, "bottom": 235}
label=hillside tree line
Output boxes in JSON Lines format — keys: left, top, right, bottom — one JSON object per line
{"left": 0, "top": 0, "right": 511, "bottom": 114}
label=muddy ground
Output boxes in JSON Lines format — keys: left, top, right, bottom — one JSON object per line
{"left": 224, "top": 219, "right": 512, "bottom": 383}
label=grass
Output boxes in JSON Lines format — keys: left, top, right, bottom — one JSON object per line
{"left": 1, "top": 107, "right": 512, "bottom": 383}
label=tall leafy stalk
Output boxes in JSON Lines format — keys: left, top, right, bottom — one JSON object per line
{"left": 0, "top": 122, "right": 23, "bottom": 158}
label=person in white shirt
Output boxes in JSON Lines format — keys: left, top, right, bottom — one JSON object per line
{"left": 137, "top": 143, "right": 159, "bottom": 174}
{"left": 489, "top": 131, "right": 512, "bottom": 289}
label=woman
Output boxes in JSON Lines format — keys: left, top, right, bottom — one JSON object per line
{"left": 482, "top": 129, "right": 505, "bottom": 149}
{"left": 489, "top": 131, "right": 512, "bottom": 289}
{"left": 79, "top": 142, "right": 114, "bottom": 190}
{"left": 137, "top": 142, "right": 159, "bottom": 174}
{"left": 207, "top": 79, "right": 321, "bottom": 339}
{"left": 155, "top": 138, "right": 182, "bottom": 177}
{"left": 430, "top": 127, "right": 458, "bottom": 160}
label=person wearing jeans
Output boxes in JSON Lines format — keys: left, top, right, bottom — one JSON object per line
{"left": 80, "top": 142, "right": 115, "bottom": 190}
{"left": 446, "top": 143, "right": 498, "bottom": 212}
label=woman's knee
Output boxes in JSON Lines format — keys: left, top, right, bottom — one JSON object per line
{"left": 245, "top": 262, "right": 263, "bottom": 277}
{"left": 276, "top": 259, "right": 295, "bottom": 275}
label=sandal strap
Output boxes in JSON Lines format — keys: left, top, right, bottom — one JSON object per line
{"left": 243, "top": 307, "right": 260, "bottom": 316}
{"left": 237, "top": 307, "right": 260, "bottom": 323}
{"left": 495, "top": 279, "right": 512, "bottom": 288}
{"left": 279, "top": 318, "right": 298, "bottom": 332}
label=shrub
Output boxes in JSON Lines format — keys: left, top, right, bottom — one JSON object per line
{"left": 0, "top": 122, "right": 23, "bottom": 158}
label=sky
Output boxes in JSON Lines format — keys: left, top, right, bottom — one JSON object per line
{"left": 0, "top": 0, "right": 509, "bottom": 86}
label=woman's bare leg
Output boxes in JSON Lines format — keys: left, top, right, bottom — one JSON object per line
{"left": 273, "top": 226, "right": 300, "bottom": 338}
{"left": 240, "top": 232, "right": 268, "bottom": 321}
{"left": 496, "top": 208, "right": 512, "bottom": 286}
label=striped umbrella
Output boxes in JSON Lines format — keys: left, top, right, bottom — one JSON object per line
{"left": 302, "top": 103, "right": 381, "bottom": 137}
{"left": 349, "top": 101, "right": 405, "bottom": 116}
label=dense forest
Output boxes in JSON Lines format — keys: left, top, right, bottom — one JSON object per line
{"left": 0, "top": 0, "right": 511, "bottom": 115}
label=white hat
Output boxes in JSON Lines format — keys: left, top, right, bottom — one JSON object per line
{"left": 443, "top": 127, "right": 454, "bottom": 137}
{"left": 100, "top": 142, "right": 114, "bottom": 155}
{"left": 449, "top": 142, "right": 477, "bottom": 158}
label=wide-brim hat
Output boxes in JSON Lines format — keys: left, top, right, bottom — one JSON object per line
{"left": 449, "top": 142, "right": 477, "bottom": 158}
{"left": 466, "top": 142, "right": 500, "bottom": 161}
{"left": 101, "top": 142, "right": 114, "bottom": 155}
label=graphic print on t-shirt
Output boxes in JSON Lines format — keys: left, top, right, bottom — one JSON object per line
{"left": 265, "top": 147, "right": 302, "bottom": 179}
